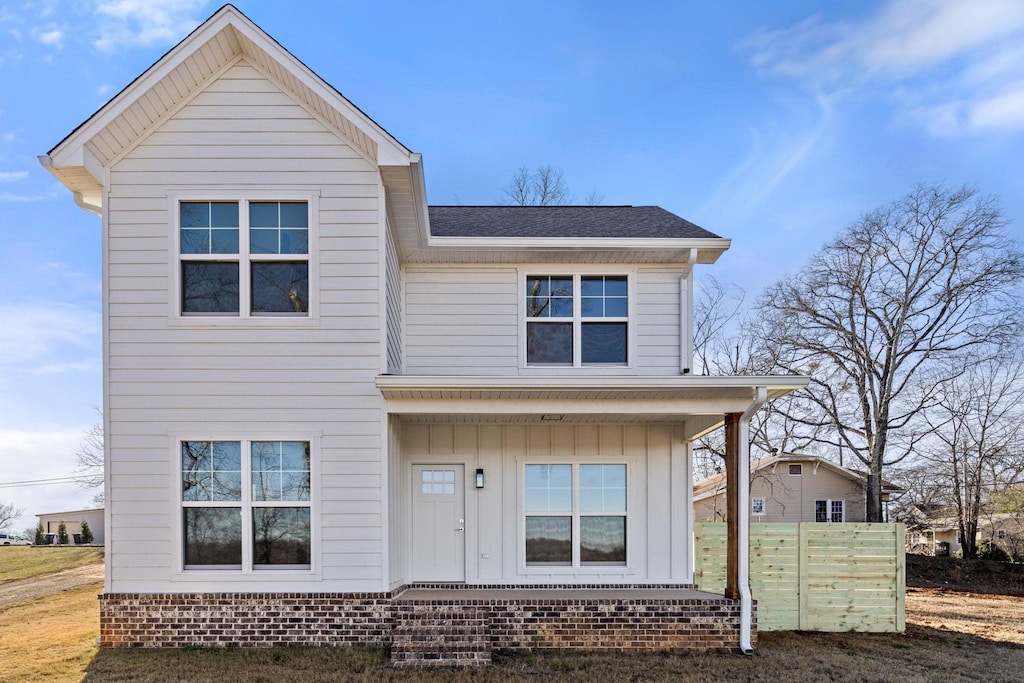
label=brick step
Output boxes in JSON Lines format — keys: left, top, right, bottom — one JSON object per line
{"left": 391, "top": 609, "right": 491, "bottom": 668}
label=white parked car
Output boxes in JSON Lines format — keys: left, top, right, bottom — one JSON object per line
{"left": 0, "top": 533, "right": 32, "bottom": 545}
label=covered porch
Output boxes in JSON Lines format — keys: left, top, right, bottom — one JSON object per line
{"left": 378, "top": 375, "right": 807, "bottom": 663}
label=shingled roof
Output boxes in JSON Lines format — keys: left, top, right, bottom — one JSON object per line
{"left": 427, "top": 206, "right": 720, "bottom": 239}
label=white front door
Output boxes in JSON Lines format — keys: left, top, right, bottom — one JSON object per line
{"left": 411, "top": 464, "right": 466, "bottom": 582}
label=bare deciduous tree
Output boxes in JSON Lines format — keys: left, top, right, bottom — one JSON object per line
{"left": 756, "top": 184, "right": 1024, "bottom": 521}
{"left": 693, "top": 275, "right": 745, "bottom": 376}
{"left": 501, "top": 165, "right": 574, "bottom": 206}
{"left": 917, "top": 352, "right": 1024, "bottom": 558}
{"left": 0, "top": 500, "right": 23, "bottom": 531}
{"left": 74, "top": 415, "right": 105, "bottom": 505}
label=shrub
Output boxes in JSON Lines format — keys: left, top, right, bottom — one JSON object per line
{"left": 80, "top": 520, "right": 94, "bottom": 544}
{"left": 57, "top": 522, "right": 69, "bottom": 545}
{"left": 33, "top": 523, "right": 45, "bottom": 545}
{"left": 977, "top": 539, "right": 1012, "bottom": 562}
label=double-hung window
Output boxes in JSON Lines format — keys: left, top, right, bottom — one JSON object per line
{"left": 524, "top": 463, "right": 627, "bottom": 566}
{"left": 525, "top": 274, "right": 629, "bottom": 366}
{"left": 181, "top": 440, "right": 311, "bottom": 570}
{"left": 814, "top": 499, "right": 844, "bottom": 523}
{"left": 179, "top": 199, "right": 309, "bottom": 316}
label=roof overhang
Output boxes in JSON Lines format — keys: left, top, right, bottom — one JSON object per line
{"left": 377, "top": 374, "right": 808, "bottom": 437}
{"left": 396, "top": 236, "right": 732, "bottom": 265}
{"left": 42, "top": 4, "right": 418, "bottom": 215}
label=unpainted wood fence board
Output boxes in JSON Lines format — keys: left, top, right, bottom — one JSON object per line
{"left": 694, "top": 522, "right": 905, "bottom": 632}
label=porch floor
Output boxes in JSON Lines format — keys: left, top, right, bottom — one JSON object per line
{"left": 395, "top": 587, "right": 721, "bottom": 601}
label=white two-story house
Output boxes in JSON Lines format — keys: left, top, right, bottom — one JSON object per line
{"left": 43, "top": 5, "right": 805, "bottom": 664}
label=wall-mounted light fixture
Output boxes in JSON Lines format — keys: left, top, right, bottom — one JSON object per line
{"left": 475, "top": 468, "right": 485, "bottom": 489}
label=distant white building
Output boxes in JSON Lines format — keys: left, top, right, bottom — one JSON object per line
{"left": 36, "top": 508, "right": 104, "bottom": 544}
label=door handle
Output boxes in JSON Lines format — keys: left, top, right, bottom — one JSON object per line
{"left": 456, "top": 518, "right": 465, "bottom": 532}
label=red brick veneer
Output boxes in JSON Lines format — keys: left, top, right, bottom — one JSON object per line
{"left": 99, "top": 588, "right": 753, "bottom": 652}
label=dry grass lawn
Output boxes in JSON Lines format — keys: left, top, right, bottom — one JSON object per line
{"left": 0, "top": 547, "right": 105, "bottom": 583}
{"left": 0, "top": 582, "right": 101, "bottom": 683}
{"left": 4, "top": 550, "right": 1024, "bottom": 683}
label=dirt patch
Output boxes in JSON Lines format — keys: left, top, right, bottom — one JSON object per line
{"left": 906, "top": 587, "right": 1024, "bottom": 645}
{"left": 0, "top": 563, "right": 104, "bottom": 607}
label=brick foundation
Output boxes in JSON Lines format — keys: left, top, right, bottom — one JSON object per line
{"left": 99, "top": 593, "right": 394, "bottom": 648}
{"left": 99, "top": 586, "right": 752, "bottom": 656}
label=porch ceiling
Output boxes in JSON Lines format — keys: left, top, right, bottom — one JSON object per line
{"left": 377, "top": 375, "right": 808, "bottom": 433}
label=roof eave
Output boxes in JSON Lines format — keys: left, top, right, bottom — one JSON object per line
{"left": 422, "top": 236, "right": 731, "bottom": 263}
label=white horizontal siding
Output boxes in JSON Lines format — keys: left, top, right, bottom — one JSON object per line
{"left": 104, "top": 60, "right": 386, "bottom": 594}
{"left": 403, "top": 266, "right": 683, "bottom": 376}
{"left": 404, "top": 267, "right": 520, "bottom": 375}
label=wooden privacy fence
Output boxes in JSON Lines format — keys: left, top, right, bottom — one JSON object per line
{"left": 694, "top": 522, "right": 905, "bottom": 632}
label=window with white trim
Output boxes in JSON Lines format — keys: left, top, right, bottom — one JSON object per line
{"left": 179, "top": 200, "right": 309, "bottom": 316}
{"left": 181, "top": 440, "right": 311, "bottom": 570}
{"left": 524, "top": 463, "right": 627, "bottom": 566}
{"left": 789, "top": 464, "right": 802, "bottom": 475}
{"left": 525, "top": 274, "right": 628, "bottom": 365}
{"left": 996, "top": 529, "right": 1008, "bottom": 541}
{"left": 814, "top": 499, "right": 844, "bottom": 523}
{"left": 752, "top": 497, "right": 765, "bottom": 516}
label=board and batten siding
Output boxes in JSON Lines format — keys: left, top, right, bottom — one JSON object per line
{"left": 397, "top": 423, "right": 692, "bottom": 584}
{"left": 104, "top": 60, "right": 386, "bottom": 593}
{"left": 403, "top": 266, "right": 683, "bottom": 376}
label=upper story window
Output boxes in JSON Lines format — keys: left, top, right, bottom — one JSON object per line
{"left": 525, "top": 274, "right": 628, "bottom": 366}
{"left": 179, "top": 199, "right": 309, "bottom": 317}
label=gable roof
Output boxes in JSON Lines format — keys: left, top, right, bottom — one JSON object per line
{"left": 427, "top": 206, "right": 720, "bottom": 239}
{"left": 41, "top": 4, "right": 420, "bottom": 214}
{"left": 692, "top": 452, "right": 903, "bottom": 502}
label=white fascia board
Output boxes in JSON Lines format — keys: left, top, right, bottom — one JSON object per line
{"left": 376, "top": 374, "right": 806, "bottom": 393}
{"left": 48, "top": 5, "right": 414, "bottom": 169}
{"left": 48, "top": 9, "right": 238, "bottom": 166}
{"left": 425, "top": 236, "right": 731, "bottom": 251}
{"left": 383, "top": 397, "right": 758, "bottom": 415}
{"left": 423, "top": 236, "right": 732, "bottom": 262}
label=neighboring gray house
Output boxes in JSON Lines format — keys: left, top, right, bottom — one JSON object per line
{"left": 42, "top": 4, "right": 806, "bottom": 662}
{"left": 694, "top": 453, "right": 901, "bottom": 524}
{"left": 36, "top": 508, "right": 105, "bottom": 544}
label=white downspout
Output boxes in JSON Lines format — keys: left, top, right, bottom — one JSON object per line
{"left": 679, "top": 248, "right": 697, "bottom": 375}
{"left": 738, "top": 386, "right": 766, "bottom": 654}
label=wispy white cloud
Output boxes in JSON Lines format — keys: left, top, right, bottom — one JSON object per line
{"left": 0, "top": 427, "right": 95, "bottom": 526}
{"left": 34, "top": 24, "right": 65, "bottom": 48}
{"left": 92, "top": 0, "right": 208, "bottom": 52}
{"left": 0, "top": 303, "right": 100, "bottom": 370}
{"left": 0, "top": 170, "right": 28, "bottom": 182}
{"left": 696, "top": 92, "right": 836, "bottom": 224}
{"left": 742, "top": 0, "right": 1024, "bottom": 136}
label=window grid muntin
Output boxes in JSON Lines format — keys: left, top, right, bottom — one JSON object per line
{"left": 178, "top": 199, "right": 310, "bottom": 317}
{"left": 182, "top": 439, "right": 312, "bottom": 572}
{"left": 524, "top": 462, "right": 627, "bottom": 568}
{"left": 525, "top": 273, "right": 629, "bottom": 367}
{"left": 752, "top": 497, "right": 766, "bottom": 515}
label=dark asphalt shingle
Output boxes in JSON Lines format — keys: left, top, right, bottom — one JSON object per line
{"left": 427, "top": 206, "right": 721, "bottom": 239}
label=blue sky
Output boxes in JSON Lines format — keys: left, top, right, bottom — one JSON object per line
{"left": 2, "top": 0, "right": 1024, "bottom": 530}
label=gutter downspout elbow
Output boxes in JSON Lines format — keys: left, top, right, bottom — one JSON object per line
{"left": 738, "top": 386, "right": 767, "bottom": 654}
